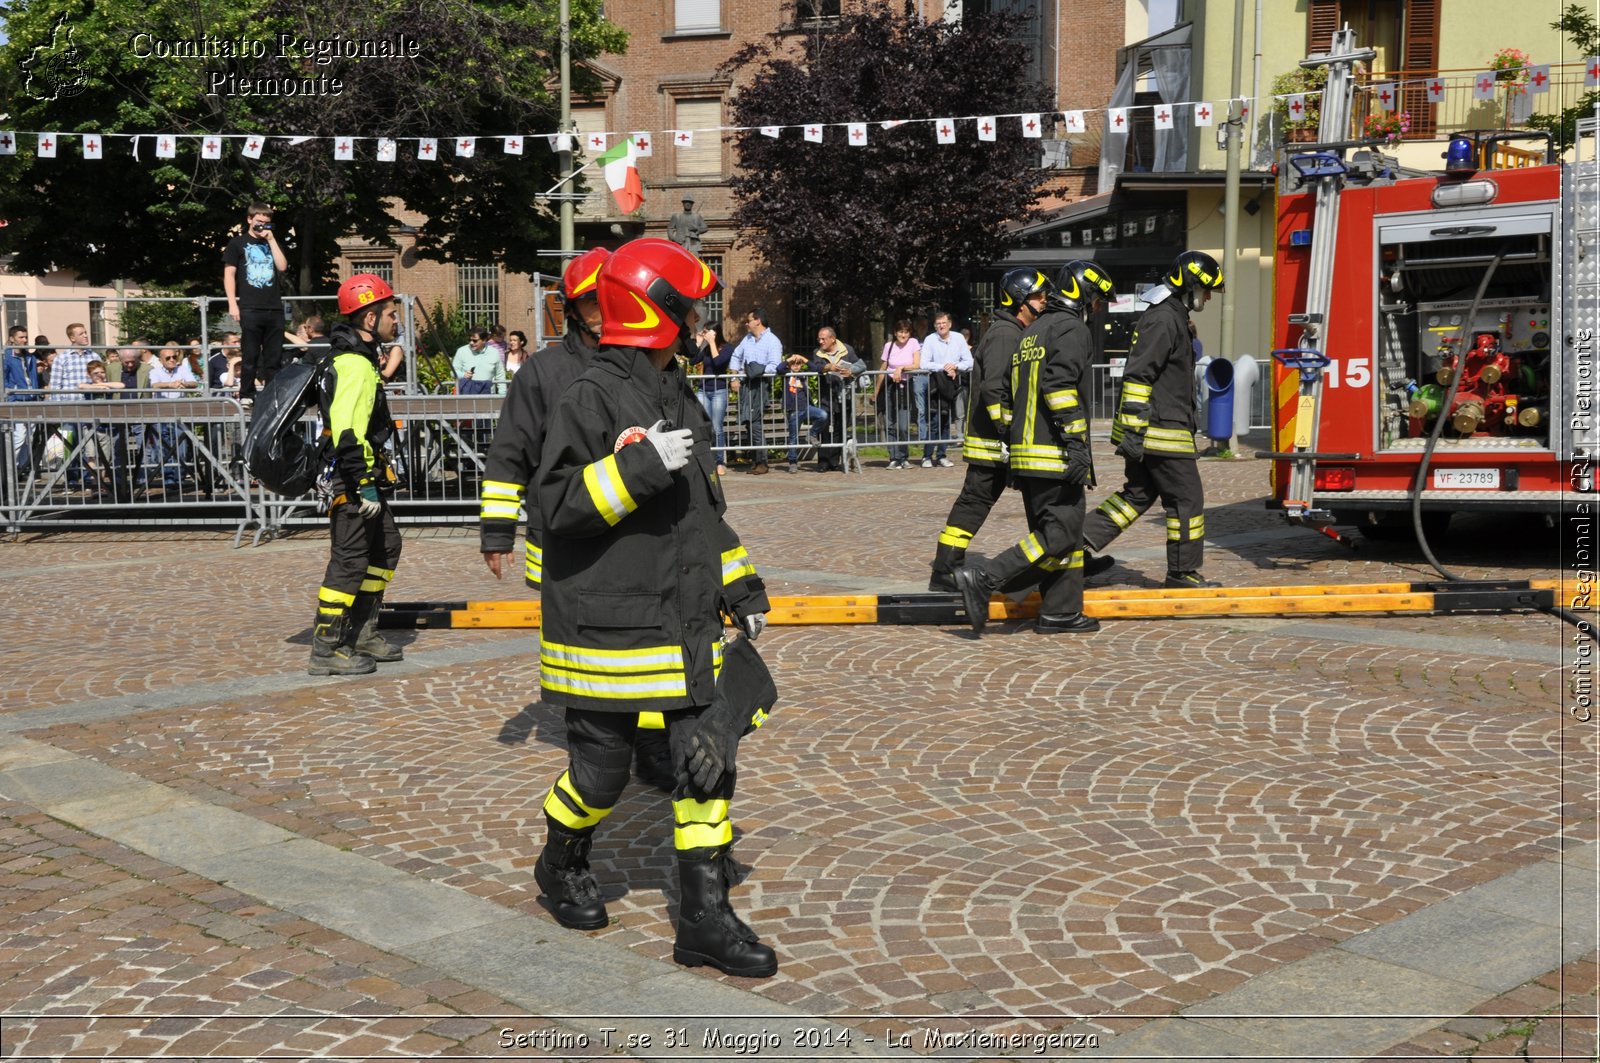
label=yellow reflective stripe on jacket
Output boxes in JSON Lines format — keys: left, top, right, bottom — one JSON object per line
{"left": 984, "top": 402, "right": 1006, "bottom": 424}
{"left": 1145, "top": 427, "right": 1197, "bottom": 454}
{"left": 720, "top": 545, "right": 757, "bottom": 585}
{"left": 1058, "top": 415, "right": 1088, "bottom": 436}
{"left": 1010, "top": 443, "right": 1068, "bottom": 473}
{"left": 673, "top": 797, "right": 733, "bottom": 851}
{"left": 581, "top": 454, "right": 637, "bottom": 526}
{"left": 524, "top": 540, "right": 543, "bottom": 585}
{"left": 1043, "top": 389, "right": 1080, "bottom": 413}
{"left": 1121, "top": 381, "right": 1153, "bottom": 402}
{"left": 480, "top": 478, "right": 524, "bottom": 522}
{"left": 539, "top": 637, "right": 690, "bottom": 700}
{"left": 1098, "top": 493, "right": 1140, "bottom": 529}
{"left": 962, "top": 435, "right": 1005, "bottom": 462}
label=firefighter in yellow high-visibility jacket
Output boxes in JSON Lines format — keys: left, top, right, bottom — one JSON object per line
{"left": 531, "top": 238, "right": 779, "bottom": 978}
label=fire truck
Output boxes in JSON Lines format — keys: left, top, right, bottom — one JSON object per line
{"left": 1266, "top": 40, "right": 1598, "bottom": 541}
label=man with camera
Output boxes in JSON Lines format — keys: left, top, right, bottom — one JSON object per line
{"left": 222, "top": 203, "right": 289, "bottom": 409}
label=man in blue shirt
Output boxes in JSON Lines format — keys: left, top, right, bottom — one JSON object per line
{"left": 728, "top": 308, "right": 784, "bottom": 475}
{"left": 4, "top": 325, "right": 40, "bottom": 475}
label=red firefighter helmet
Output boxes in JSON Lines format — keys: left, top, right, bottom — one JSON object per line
{"left": 338, "top": 272, "right": 395, "bottom": 316}
{"left": 562, "top": 246, "right": 610, "bottom": 303}
{"left": 597, "top": 238, "right": 720, "bottom": 350}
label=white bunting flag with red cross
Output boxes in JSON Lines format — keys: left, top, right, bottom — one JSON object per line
{"left": 37, "top": 133, "right": 57, "bottom": 159}
{"left": 376, "top": 138, "right": 397, "bottom": 162}
{"left": 673, "top": 129, "right": 694, "bottom": 150}
{"left": 759, "top": 126, "right": 780, "bottom": 139}
{"left": 1425, "top": 77, "right": 1446, "bottom": 104}
{"left": 803, "top": 124, "right": 823, "bottom": 143}
{"left": 1193, "top": 103, "right": 1214, "bottom": 126}
{"left": 846, "top": 122, "right": 868, "bottom": 146}
{"left": 455, "top": 137, "right": 475, "bottom": 158}
{"left": 0, "top": 132, "right": 16, "bottom": 156}
{"left": 202, "top": 137, "right": 223, "bottom": 160}
{"left": 502, "top": 135, "right": 523, "bottom": 155}
{"left": 1153, "top": 106, "right": 1174, "bottom": 130}
{"left": 976, "top": 117, "right": 996, "bottom": 142}
{"left": 1471, "top": 72, "right": 1496, "bottom": 101}
{"left": 81, "top": 134, "right": 102, "bottom": 160}
{"left": 1020, "top": 113, "right": 1043, "bottom": 138}
{"left": 1528, "top": 64, "right": 1551, "bottom": 94}
{"left": 154, "top": 135, "right": 176, "bottom": 159}
{"left": 1107, "top": 108, "right": 1129, "bottom": 133}
{"left": 240, "top": 136, "right": 263, "bottom": 159}
{"left": 1286, "top": 94, "right": 1308, "bottom": 123}
{"left": 1586, "top": 57, "right": 1600, "bottom": 87}
{"left": 934, "top": 119, "right": 956, "bottom": 145}
{"left": 1062, "top": 110, "right": 1085, "bottom": 134}
{"left": 587, "top": 132, "right": 606, "bottom": 154}
{"left": 1373, "top": 83, "right": 1397, "bottom": 110}
{"left": 630, "top": 131, "right": 653, "bottom": 156}
{"left": 417, "top": 138, "right": 438, "bottom": 161}
{"left": 334, "top": 139, "right": 354, "bottom": 161}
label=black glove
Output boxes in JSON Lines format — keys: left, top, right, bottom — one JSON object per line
{"left": 1064, "top": 438, "right": 1095, "bottom": 487}
{"left": 1115, "top": 430, "right": 1146, "bottom": 462}
{"left": 682, "top": 637, "right": 779, "bottom": 793}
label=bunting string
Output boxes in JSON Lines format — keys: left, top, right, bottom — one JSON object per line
{"left": 1, "top": 60, "right": 1592, "bottom": 162}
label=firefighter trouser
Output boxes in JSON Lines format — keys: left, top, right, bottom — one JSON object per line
{"left": 543, "top": 707, "right": 736, "bottom": 855}
{"left": 982, "top": 477, "right": 1086, "bottom": 617}
{"left": 1083, "top": 454, "right": 1205, "bottom": 573}
{"left": 934, "top": 463, "right": 1010, "bottom": 573}
{"left": 316, "top": 501, "right": 403, "bottom": 626}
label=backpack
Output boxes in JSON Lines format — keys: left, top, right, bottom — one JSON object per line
{"left": 243, "top": 359, "right": 324, "bottom": 495}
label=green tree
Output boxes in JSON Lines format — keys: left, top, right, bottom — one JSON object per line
{"left": 721, "top": 1, "right": 1054, "bottom": 326}
{"left": 1527, "top": 3, "right": 1600, "bottom": 150}
{"left": 0, "top": 0, "right": 625, "bottom": 294}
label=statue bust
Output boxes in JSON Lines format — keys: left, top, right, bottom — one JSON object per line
{"left": 667, "top": 197, "right": 708, "bottom": 254}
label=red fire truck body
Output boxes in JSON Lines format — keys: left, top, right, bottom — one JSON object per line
{"left": 1269, "top": 148, "right": 1595, "bottom": 533}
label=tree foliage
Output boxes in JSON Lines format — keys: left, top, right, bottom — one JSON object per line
{"left": 721, "top": 1, "right": 1053, "bottom": 324}
{"left": 0, "top": 0, "right": 625, "bottom": 293}
{"left": 1527, "top": 3, "right": 1600, "bottom": 150}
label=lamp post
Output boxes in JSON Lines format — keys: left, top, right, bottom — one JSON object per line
{"left": 559, "top": 0, "right": 574, "bottom": 255}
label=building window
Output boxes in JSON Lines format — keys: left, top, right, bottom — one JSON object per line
{"left": 353, "top": 260, "right": 394, "bottom": 286}
{"left": 700, "top": 254, "right": 725, "bottom": 326}
{"left": 675, "top": 98, "right": 723, "bottom": 177}
{"left": 674, "top": 0, "right": 721, "bottom": 33}
{"left": 5, "top": 297, "right": 28, "bottom": 339}
{"left": 572, "top": 105, "right": 611, "bottom": 215}
{"left": 796, "top": 0, "right": 840, "bottom": 23}
{"left": 458, "top": 264, "right": 501, "bottom": 326}
{"left": 89, "top": 299, "right": 106, "bottom": 350}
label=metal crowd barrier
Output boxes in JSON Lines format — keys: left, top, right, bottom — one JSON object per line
{"left": 1, "top": 362, "right": 1276, "bottom": 540}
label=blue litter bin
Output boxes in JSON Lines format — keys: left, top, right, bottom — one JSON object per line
{"left": 1205, "top": 358, "right": 1235, "bottom": 442}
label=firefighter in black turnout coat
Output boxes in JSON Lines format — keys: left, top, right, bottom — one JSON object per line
{"left": 476, "top": 249, "right": 677, "bottom": 792}
{"left": 955, "top": 261, "right": 1116, "bottom": 635}
{"left": 531, "top": 238, "right": 780, "bottom": 978}
{"left": 926, "top": 268, "right": 1049, "bottom": 592}
{"left": 1082, "top": 250, "right": 1225, "bottom": 588}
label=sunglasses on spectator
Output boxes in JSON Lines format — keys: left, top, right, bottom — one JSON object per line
{"left": 160, "top": 354, "right": 183, "bottom": 362}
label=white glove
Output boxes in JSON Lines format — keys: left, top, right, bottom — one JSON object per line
{"left": 357, "top": 497, "right": 382, "bottom": 519}
{"left": 645, "top": 419, "right": 694, "bottom": 472}
{"left": 742, "top": 613, "right": 767, "bottom": 640}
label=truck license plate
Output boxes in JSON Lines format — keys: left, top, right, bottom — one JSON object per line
{"left": 1432, "top": 467, "right": 1500, "bottom": 489}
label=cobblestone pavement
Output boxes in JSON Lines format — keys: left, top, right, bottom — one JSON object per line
{"left": 0, "top": 435, "right": 1594, "bottom": 1061}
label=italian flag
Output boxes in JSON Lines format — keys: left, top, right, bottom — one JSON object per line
{"left": 597, "top": 136, "right": 644, "bottom": 214}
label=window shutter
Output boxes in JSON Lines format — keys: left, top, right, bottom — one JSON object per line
{"left": 1400, "top": 0, "right": 1442, "bottom": 136}
{"left": 572, "top": 107, "right": 608, "bottom": 216}
{"left": 675, "top": 0, "right": 721, "bottom": 33}
{"left": 1307, "top": 0, "right": 1341, "bottom": 55}
{"left": 675, "top": 98, "right": 723, "bottom": 177}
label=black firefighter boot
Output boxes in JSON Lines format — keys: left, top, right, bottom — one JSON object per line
{"left": 928, "top": 542, "right": 964, "bottom": 593}
{"left": 308, "top": 611, "right": 377, "bottom": 677}
{"left": 673, "top": 846, "right": 778, "bottom": 978}
{"left": 534, "top": 820, "right": 609, "bottom": 931}
{"left": 350, "top": 592, "right": 404, "bottom": 663}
